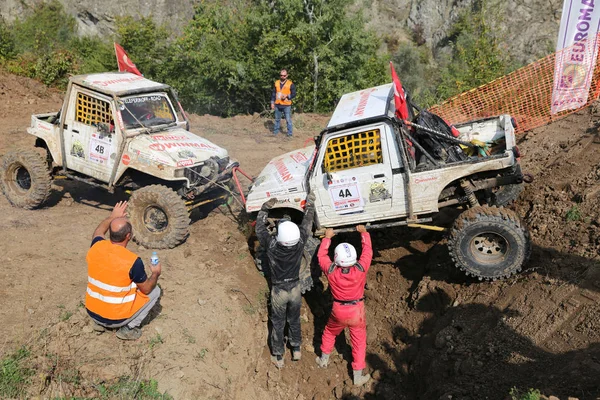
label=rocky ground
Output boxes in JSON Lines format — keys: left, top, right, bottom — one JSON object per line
{"left": 0, "top": 70, "right": 598, "bottom": 399}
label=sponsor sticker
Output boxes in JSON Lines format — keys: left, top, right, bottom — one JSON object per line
{"left": 149, "top": 143, "right": 166, "bottom": 151}
{"left": 177, "top": 159, "right": 194, "bottom": 167}
{"left": 89, "top": 136, "right": 112, "bottom": 165}
{"left": 122, "top": 154, "right": 131, "bottom": 165}
{"left": 328, "top": 178, "right": 364, "bottom": 214}
{"left": 153, "top": 135, "right": 187, "bottom": 141}
{"left": 290, "top": 152, "right": 308, "bottom": 163}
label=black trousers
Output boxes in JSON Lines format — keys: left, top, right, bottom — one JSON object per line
{"left": 270, "top": 281, "right": 302, "bottom": 356}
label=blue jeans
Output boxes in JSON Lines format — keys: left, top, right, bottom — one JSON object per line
{"left": 274, "top": 105, "right": 293, "bottom": 136}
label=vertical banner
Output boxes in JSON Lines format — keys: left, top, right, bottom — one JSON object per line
{"left": 551, "top": 0, "right": 600, "bottom": 114}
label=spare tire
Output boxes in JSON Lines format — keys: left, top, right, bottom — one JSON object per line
{"left": 448, "top": 205, "right": 531, "bottom": 280}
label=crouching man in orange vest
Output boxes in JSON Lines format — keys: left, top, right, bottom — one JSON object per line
{"left": 85, "top": 201, "right": 162, "bottom": 340}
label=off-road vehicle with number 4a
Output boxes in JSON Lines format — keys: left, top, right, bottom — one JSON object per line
{"left": 246, "top": 83, "right": 531, "bottom": 284}
{"left": 1, "top": 72, "right": 238, "bottom": 249}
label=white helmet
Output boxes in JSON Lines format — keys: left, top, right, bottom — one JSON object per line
{"left": 334, "top": 243, "right": 357, "bottom": 267}
{"left": 276, "top": 221, "right": 300, "bottom": 246}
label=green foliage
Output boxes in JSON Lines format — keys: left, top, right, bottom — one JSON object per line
{"left": 1, "top": 0, "right": 79, "bottom": 87}
{"left": 566, "top": 205, "right": 582, "bottom": 221}
{"left": 167, "top": 0, "right": 386, "bottom": 115}
{"left": 436, "top": 0, "right": 513, "bottom": 100}
{"left": 70, "top": 36, "right": 114, "bottom": 73}
{"left": 97, "top": 377, "right": 172, "bottom": 399}
{"left": 35, "top": 50, "right": 78, "bottom": 86}
{"left": 0, "top": 17, "right": 15, "bottom": 61}
{"left": 510, "top": 387, "right": 542, "bottom": 400}
{"left": 11, "top": 0, "right": 77, "bottom": 54}
{"left": 0, "top": 347, "right": 32, "bottom": 398}
{"left": 392, "top": 42, "right": 437, "bottom": 107}
{"left": 0, "top": 0, "right": 521, "bottom": 116}
{"left": 114, "top": 16, "right": 171, "bottom": 78}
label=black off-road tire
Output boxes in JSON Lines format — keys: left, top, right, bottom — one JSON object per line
{"left": 448, "top": 205, "right": 531, "bottom": 280}
{"left": 1, "top": 149, "right": 52, "bottom": 209}
{"left": 129, "top": 185, "right": 190, "bottom": 249}
{"left": 490, "top": 183, "right": 524, "bottom": 207}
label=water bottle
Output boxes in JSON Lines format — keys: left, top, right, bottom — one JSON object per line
{"left": 150, "top": 251, "right": 159, "bottom": 266}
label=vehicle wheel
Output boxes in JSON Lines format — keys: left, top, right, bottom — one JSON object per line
{"left": 1, "top": 149, "right": 51, "bottom": 209}
{"left": 448, "top": 205, "right": 531, "bottom": 280}
{"left": 300, "top": 236, "right": 320, "bottom": 294}
{"left": 129, "top": 185, "right": 190, "bottom": 249}
{"left": 490, "top": 183, "right": 523, "bottom": 207}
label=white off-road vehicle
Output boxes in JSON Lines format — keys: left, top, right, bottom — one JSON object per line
{"left": 246, "top": 83, "right": 531, "bottom": 283}
{"left": 1, "top": 72, "right": 237, "bottom": 249}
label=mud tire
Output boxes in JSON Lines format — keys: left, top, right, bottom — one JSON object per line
{"left": 490, "top": 183, "right": 524, "bottom": 207}
{"left": 1, "top": 149, "right": 51, "bottom": 209}
{"left": 448, "top": 205, "right": 531, "bottom": 280}
{"left": 129, "top": 184, "right": 190, "bottom": 249}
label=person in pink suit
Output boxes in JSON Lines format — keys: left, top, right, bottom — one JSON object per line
{"left": 315, "top": 225, "right": 373, "bottom": 386}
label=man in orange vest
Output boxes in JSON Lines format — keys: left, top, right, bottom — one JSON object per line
{"left": 85, "top": 201, "right": 162, "bottom": 340}
{"left": 270, "top": 69, "right": 296, "bottom": 137}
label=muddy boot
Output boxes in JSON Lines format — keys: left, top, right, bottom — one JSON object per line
{"left": 353, "top": 369, "right": 371, "bottom": 386}
{"left": 116, "top": 326, "right": 142, "bottom": 340}
{"left": 271, "top": 355, "right": 284, "bottom": 369}
{"left": 92, "top": 322, "right": 106, "bottom": 333}
{"left": 292, "top": 347, "right": 301, "bottom": 361}
{"left": 315, "top": 353, "right": 329, "bottom": 368}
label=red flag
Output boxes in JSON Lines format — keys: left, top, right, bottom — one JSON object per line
{"left": 390, "top": 61, "right": 409, "bottom": 120}
{"left": 114, "top": 43, "right": 142, "bottom": 76}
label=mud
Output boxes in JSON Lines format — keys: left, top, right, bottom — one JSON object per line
{"left": 0, "top": 70, "right": 598, "bottom": 399}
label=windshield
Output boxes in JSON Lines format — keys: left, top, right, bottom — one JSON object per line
{"left": 119, "top": 94, "right": 176, "bottom": 129}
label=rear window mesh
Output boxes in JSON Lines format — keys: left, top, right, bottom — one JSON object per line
{"left": 324, "top": 129, "right": 383, "bottom": 172}
{"left": 76, "top": 93, "right": 112, "bottom": 125}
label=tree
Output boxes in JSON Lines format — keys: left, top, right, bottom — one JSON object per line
{"left": 166, "top": 0, "right": 386, "bottom": 115}
{"left": 436, "top": 0, "right": 512, "bottom": 100}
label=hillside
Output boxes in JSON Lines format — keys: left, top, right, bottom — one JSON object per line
{"left": 1, "top": 0, "right": 560, "bottom": 64}
{"left": 0, "top": 70, "right": 598, "bottom": 399}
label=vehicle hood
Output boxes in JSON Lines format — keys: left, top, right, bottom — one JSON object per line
{"left": 245, "top": 145, "right": 316, "bottom": 213}
{"left": 127, "top": 128, "right": 228, "bottom": 167}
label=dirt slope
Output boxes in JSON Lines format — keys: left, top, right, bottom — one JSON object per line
{"left": 0, "top": 70, "right": 598, "bottom": 400}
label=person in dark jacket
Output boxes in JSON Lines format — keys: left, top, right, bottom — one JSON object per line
{"left": 255, "top": 193, "right": 315, "bottom": 368}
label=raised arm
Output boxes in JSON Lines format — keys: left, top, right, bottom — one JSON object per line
{"left": 299, "top": 193, "right": 316, "bottom": 242}
{"left": 356, "top": 225, "right": 373, "bottom": 273}
{"left": 92, "top": 201, "right": 128, "bottom": 240}
{"left": 255, "top": 198, "right": 278, "bottom": 246}
{"left": 317, "top": 228, "right": 335, "bottom": 274}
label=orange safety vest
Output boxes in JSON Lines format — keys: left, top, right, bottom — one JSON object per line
{"left": 274, "top": 79, "right": 293, "bottom": 106}
{"left": 85, "top": 240, "right": 149, "bottom": 320}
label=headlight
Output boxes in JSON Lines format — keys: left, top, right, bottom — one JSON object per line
{"left": 184, "top": 158, "right": 219, "bottom": 185}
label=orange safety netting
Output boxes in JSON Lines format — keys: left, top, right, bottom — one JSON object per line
{"left": 428, "top": 35, "right": 600, "bottom": 134}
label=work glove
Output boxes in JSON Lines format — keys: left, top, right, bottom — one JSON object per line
{"left": 261, "top": 198, "right": 278, "bottom": 211}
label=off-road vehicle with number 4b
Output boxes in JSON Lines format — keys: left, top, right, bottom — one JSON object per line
{"left": 246, "top": 83, "right": 531, "bottom": 284}
{"left": 1, "top": 72, "right": 238, "bottom": 249}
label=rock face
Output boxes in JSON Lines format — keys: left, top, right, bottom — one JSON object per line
{"left": 1, "top": 0, "right": 561, "bottom": 64}
{"left": 0, "top": 0, "right": 197, "bottom": 36}
{"left": 366, "top": 0, "right": 561, "bottom": 64}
